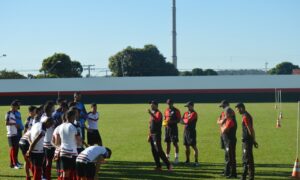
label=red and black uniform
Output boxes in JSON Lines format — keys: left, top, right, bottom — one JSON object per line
{"left": 241, "top": 111, "right": 255, "bottom": 180}
{"left": 164, "top": 107, "right": 181, "bottom": 143}
{"left": 149, "top": 110, "right": 171, "bottom": 169}
{"left": 219, "top": 111, "right": 226, "bottom": 149}
{"left": 222, "top": 115, "right": 237, "bottom": 177}
{"left": 182, "top": 111, "right": 198, "bottom": 146}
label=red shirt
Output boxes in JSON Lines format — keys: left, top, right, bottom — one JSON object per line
{"left": 164, "top": 108, "right": 181, "bottom": 123}
{"left": 183, "top": 111, "right": 197, "bottom": 124}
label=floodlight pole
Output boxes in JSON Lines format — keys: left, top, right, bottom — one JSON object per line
{"left": 172, "top": 0, "right": 177, "bottom": 68}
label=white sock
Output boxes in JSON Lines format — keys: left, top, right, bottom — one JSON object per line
{"left": 166, "top": 154, "right": 170, "bottom": 158}
{"left": 175, "top": 153, "right": 179, "bottom": 158}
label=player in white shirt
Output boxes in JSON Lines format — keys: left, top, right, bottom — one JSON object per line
{"left": 5, "top": 101, "right": 20, "bottom": 169}
{"left": 51, "top": 112, "right": 67, "bottom": 180}
{"left": 86, "top": 103, "right": 102, "bottom": 146}
{"left": 76, "top": 145, "right": 112, "bottom": 180}
{"left": 24, "top": 106, "right": 36, "bottom": 133}
{"left": 27, "top": 117, "right": 53, "bottom": 180}
{"left": 59, "top": 109, "right": 81, "bottom": 180}
{"left": 19, "top": 130, "right": 32, "bottom": 180}
{"left": 41, "top": 101, "right": 56, "bottom": 180}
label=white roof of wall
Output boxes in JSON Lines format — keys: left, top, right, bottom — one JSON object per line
{"left": 0, "top": 75, "right": 299, "bottom": 93}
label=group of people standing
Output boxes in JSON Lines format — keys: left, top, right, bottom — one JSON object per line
{"left": 147, "top": 99, "right": 199, "bottom": 171}
{"left": 5, "top": 92, "right": 111, "bottom": 180}
{"left": 147, "top": 99, "right": 258, "bottom": 180}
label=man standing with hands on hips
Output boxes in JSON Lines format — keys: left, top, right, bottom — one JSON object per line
{"left": 182, "top": 101, "right": 199, "bottom": 166}
{"left": 164, "top": 99, "right": 181, "bottom": 164}
{"left": 235, "top": 103, "right": 258, "bottom": 180}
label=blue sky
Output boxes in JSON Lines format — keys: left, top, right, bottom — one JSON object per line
{"left": 0, "top": 0, "right": 299, "bottom": 75}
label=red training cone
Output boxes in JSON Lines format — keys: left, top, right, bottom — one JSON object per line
{"left": 292, "top": 158, "right": 300, "bottom": 178}
{"left": 279, "top": 112, "right": 283, "bottom": 120}
{"left": 276, "top": 118, "right": 281, "bottom": 128}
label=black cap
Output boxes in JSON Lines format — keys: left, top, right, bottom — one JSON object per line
{"left": 219, "top": 100, "right": 229, "bottom": 107}
{"left": 11, "top": 101, "right": 19, "bottom": 107}
{"left": 166, "top": 99, "right": 174, "bottom": 104}
{"left": 149, "top": 100, "right": 158, "bottom": 106}
{"left": 12, "top": 99, "right": 21, "bottom": 105}
{"left": 235, "top": 102, "right": 245, "bottom": 108}
{"left": 184, "top": 101, "right": 194, "bottom": 107}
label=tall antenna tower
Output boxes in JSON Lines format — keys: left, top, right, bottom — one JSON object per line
{"left": 172, "top": 0, "right": 177, "bottom": 68}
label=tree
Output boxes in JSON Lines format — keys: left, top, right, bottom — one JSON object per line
{"left": 40, "top": 53, "right": 83, "bottom": 78}
{"left": 108, "top": 45, "right": 179, "bottom": 76}
{"left": 204, "top": 69, "right": 218, "bottom": 76}
{"left": 192, "top": 68, "right": 204, "bottom": 76}
{"left": 180, "top": 68, "right": 218, "bottom": 76}
{"left": 0, "top": 70, "right": 26, "bottom": 79}
{"left": 180, "top": 71, "right": 193, "bottom": 76}
{"left": 268, "top": 62, "right": 299, "bottom": 75}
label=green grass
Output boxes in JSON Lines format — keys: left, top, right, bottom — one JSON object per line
{"left": 0, "top": 103, "right": 298, "bottom": 179}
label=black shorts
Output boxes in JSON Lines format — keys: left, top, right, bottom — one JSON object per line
{"left": 77, "top": 148, "right": 84, "bottom": 154}
{"left": 44, "top": 147, "right": 55, "bottom": 160}
{"left": 183, "top": 129, "right": 197, "bottom": 146}
{"left": 164, "top": 126, "right": 179, "bottom": 143}
{"left": 30, "top": 153, "right": 44, "bottom": 166}
{"left": 150, "top": 133, "right": 162, "bottom": 143}
{"left": 8, "top": 136, "right": 19, "bottom": 147}
{"left": 19, "top": 139, "right": 30, "bottom": 155}
{"left": 76, "top": 162, "right": 96, "bottom": 178}
{"left": 60, "top": 156, "right": 76, "bottom": 171}
{"left": 17, "top": 130, "right": 22, "bottom": 140}
{"left": 87, "top": 130, "right": 102, "bottom": 145}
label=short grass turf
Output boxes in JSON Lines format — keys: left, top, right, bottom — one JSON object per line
{"left": 0, "top": 103, "right": 298, "bottom": 179}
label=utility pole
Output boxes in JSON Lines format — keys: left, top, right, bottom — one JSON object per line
{"left": 172, "top": 0, "right": 177, "bottom": 68}
{"left": 265, "top": 62, "right": 269, "bottom": 72}
{"left": 83, "top": 65, "right": 95, "bottom": 77}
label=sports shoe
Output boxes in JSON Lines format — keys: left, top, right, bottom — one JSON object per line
{"left": 184, "top": 160, "right": 190, "bottom": 165}
{"left": 14, "top": 165, "right": 21, "bottom": 169}
{"left": 154, "top": 167, "right": 162, "bottom": 171}
{"left": 194, "top": 162, "right": 200, "bottom": 167}
{"left": 226, "top": 175, "right": 237, "bottom": 179}
{"left": 174, "top": 157, "right": 179, "bottom": 164}
{"left": 168, "top": 165, "right": 173, "bottom": 172}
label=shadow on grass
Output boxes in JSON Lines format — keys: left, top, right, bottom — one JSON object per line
{"left": 99, "top": 161, "right": 293, "bottom": 180}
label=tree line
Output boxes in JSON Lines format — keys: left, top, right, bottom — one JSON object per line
{"left": 0, "top": 44, "right": 299, "bottom": 79}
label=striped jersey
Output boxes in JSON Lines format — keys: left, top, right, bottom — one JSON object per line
{"left": 5, "top": 111, "right": 18, "bottom": 137}
{"left": 30, "top": 122, "right": 46, "bottom": 153}
{"left": 76, "top": 146, "right": 107, "bottom": 163}
{"left": 59, "top": 123, "right": 78, "bottom": 158}
{"left": 87, "top": 112, "right": 99, "bottom": 130}
{"left": 41, "top": 114, "right": 55, "bottom": 149}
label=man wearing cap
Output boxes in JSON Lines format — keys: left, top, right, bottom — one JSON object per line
{"left": 147, "top": 101, "right": 172, "bottom": 171}
{"left": 74, "top": 92, "right": 87, "bottom": 141}
{"left": 235, "top": 103, "right": 258, "bottom": 180}
{"left": 6, "top": 101, "right": 21, "bottom": 169}
{"left": 164, "top": 99, "right": 181, "bottom": 163}
{"left": 14, "top": 100, "right": 24, "bottom": 166}
{"left": 218, "top": 100, "right": 237, "bottom": 178}
{"left": 182, "top": 101, "right": 199, "bottom": 166}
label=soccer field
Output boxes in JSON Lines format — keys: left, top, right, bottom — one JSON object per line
{"left": 0, "top": 103, "right": 297, "bottom": 179}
